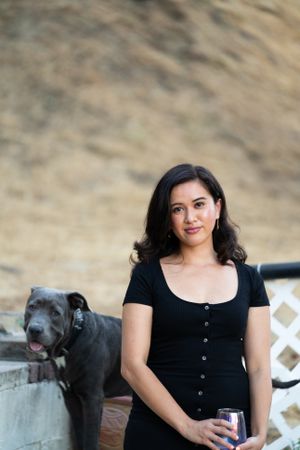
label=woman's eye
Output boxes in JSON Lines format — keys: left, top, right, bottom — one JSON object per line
{"left": 195, "top": 201, "right": 205, "bottom": 208}
{"left": 172, "top": 207, "right": 183, "bottom": 214}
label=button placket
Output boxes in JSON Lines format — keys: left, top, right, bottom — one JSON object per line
{"left": 196, "top": 303, "right": 210, "bottom": 417}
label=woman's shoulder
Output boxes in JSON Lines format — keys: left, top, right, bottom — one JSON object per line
{"left": 131, "top": 258, "right": 160, "bottom": 276}
{"left": 234, "top": 259, "right": 265, "bottom": 285}
{"left": 159, "top": 255, "right": 178, "bottom": 266}
{"left": 235, "top": 259, "right": 257, "bottom": 272}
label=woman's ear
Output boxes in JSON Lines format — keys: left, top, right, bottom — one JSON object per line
{"left": 215, "top": 198, "right": 222, "bottom": 218}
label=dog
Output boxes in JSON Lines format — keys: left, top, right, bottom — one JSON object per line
{"left": 24, "top": 286, "right": 131, "bottom": 450}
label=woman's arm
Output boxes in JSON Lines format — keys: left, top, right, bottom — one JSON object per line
{"left": 121, "top": 302, "right": 238, "bottom": 450}
{"left": 241, "top": 306, "right": 272, "bottom": 450}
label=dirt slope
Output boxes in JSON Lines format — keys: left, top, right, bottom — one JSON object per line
{"left": 0, "top": 0, "right": 299, "bottom": 314}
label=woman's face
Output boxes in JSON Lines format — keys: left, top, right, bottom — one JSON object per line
{"left": 169, "top": 179, "right": 221, "bottom": 249}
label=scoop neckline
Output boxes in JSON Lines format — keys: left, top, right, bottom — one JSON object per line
{"left": 158, "top": 259, "right": 240, "bottom": 306}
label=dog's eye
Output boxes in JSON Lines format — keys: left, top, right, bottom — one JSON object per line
{"left": 51, "top": 310, "right": 61, "bottom": 317}
{"left": 28, "top": 304, "right": 36, "bottom": 311}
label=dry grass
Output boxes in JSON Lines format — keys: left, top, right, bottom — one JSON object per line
{"left": 0, "top": 0, "right": 299, "bottom": 315}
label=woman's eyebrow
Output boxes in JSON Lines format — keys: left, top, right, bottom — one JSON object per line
{"left": 171, "top": 196, "right": 207, "bottom": 207}
{"left": 170, "top": 202, "right": 183, "bottom": 207}
{"left": 193, "top": 196, "right": 207, "bottom": 202}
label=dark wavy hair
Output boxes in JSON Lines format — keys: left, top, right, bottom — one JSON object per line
{"left": 131, "top": 163, "right": 247, "bottom": 265}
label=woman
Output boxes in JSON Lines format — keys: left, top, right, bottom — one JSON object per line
{"left": 121, "top": 163, "right": 272, "bottom": 450}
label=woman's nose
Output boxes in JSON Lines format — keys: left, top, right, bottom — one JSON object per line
{"left": 184, "top": 208, "right": 197, "bottom": 223}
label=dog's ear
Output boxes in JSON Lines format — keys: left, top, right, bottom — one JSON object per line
{"left": 67, "top": 292, "right": 91, "bottom": 311}
{"left": 30, "top": 285, "right": 43, "bottom": 293}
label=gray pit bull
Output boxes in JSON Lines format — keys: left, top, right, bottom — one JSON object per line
{"left": 24, "top": 286, "right": 131, "bottom": 450}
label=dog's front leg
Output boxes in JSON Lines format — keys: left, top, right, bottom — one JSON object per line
{"left": 63, "top": 390, "right": 84, "bottom": 450}
{"left": 81, "top": 393, "right": 104, "bottom": 450}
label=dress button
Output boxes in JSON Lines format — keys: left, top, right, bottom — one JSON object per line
{"left": 204, "top": 305, "right": 209, "bottom": 310}
{"left": 203, "top": 337, "right": 208, "bottom": 343}
{"left": 204, "top": 321, "right": 209, "bottom": 327}
{"left": 198, "top": 390, "right": 203, "bottom": 396}
{"left": 202, "top": 355, "right": 207, "bottom": 361}
{"left": 197, "top": 407, "right": 202, "bottom": 412}
{"left": 200, "top": 374, "right": 205, "bottom": 379}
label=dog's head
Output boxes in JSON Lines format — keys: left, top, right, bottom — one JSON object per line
{"left": 24, "top": 286, "right": 91, "bottom": 356}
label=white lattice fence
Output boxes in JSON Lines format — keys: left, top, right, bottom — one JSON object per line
{"left": 265, "top": 279, "right": 300, "bottom": 450}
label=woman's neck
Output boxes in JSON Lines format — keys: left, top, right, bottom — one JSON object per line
{"left": 170, "top": 244, "right": 219, "bottom": 266}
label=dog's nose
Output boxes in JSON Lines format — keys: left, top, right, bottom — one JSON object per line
{"left": 28, "top": 323, "right": 44, "bottom": 336}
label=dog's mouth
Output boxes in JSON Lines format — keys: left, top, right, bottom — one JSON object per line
{"left": 28, "top": 341, "right": 46, "bottom": 353}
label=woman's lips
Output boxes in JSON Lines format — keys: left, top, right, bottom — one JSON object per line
{"left": 185, "top": 227, "right": 202, "bottom": 234}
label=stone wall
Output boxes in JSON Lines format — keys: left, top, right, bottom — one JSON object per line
{"left": 0, "top": 361, "right": 72, "bottom": 450}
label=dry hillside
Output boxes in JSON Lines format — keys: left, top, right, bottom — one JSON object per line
{"left": 0, "top": 0, "right": 299, "bottom": 314}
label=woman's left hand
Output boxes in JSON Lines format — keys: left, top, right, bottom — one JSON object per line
{"left": 237, "top": 435, "right": 265, "bottom": 450}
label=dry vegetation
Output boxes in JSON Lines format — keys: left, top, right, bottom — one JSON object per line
{"left": 0, "top": 0, "right": 299, "bottom": 315}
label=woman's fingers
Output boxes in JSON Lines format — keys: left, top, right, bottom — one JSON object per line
{"left": 196, "top": 419, "right": 238, "bottom": 450}
{"left": 209, "top": 419, "right": 239, "bottom": 449}
{"left": 237, "top": 436, "right": 265, "bottom": 450}
{"left": 186, "top": 418, "right": 239, "bottom": 449}
{"left": 215, "top": 426, "right": 238, "bottom": 441}
{"left": 213, "top": 418, "right": 239, "bottom": 438}
{"left": 214, "top": 418, "right": 235, "bottom": 429}
{"left": 212, "top": 434, "right": 236, "bottom": 450}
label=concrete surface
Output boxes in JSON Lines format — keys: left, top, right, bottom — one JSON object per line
{"left": 0, "top": 360, "right": 72, "bottom": 450}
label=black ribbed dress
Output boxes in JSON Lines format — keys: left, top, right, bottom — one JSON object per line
{"left": 123, "top": 259, "right": 269, "bottom": 450}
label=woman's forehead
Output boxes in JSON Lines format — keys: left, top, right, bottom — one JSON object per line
{"left": 170, "top": 179, "right": 210, "bottom": 201}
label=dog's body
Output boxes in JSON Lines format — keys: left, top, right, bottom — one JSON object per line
{"left": 24, "top": 287, "right": 131, "bottom": 450}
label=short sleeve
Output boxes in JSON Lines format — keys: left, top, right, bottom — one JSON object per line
{"left": 123, "top": 262, "right": 153, "bottom": 307}
{"left": 250, "top": 268, "right": 270, "bottom": 307}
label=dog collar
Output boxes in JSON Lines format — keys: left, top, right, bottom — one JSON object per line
{"left": 73, "top": 308, "right": 84, "bottom": 331}
{"left": 63, "top": 308, "right": 84, "bottom": 352}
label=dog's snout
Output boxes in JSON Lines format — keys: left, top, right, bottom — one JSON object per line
{"left": 28, "top": 323, "right": 44, "bottom": 336}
